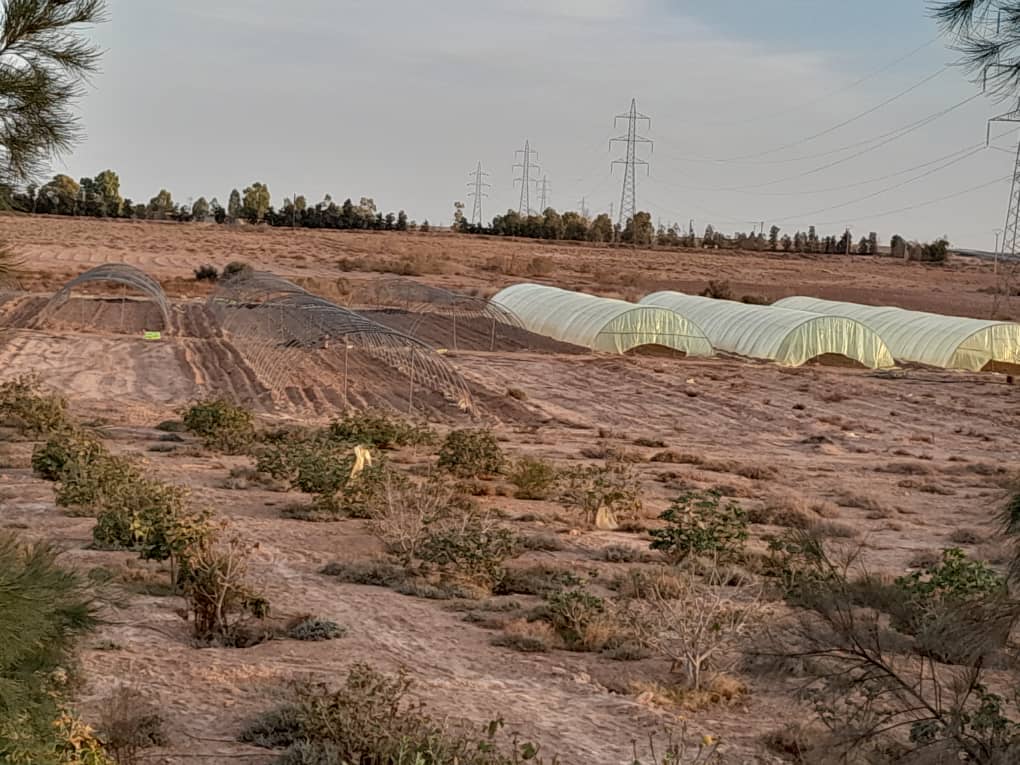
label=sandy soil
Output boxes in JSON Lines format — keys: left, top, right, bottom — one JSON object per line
{"left": 1, "top": 215, "right": 1017, "bottom": 764}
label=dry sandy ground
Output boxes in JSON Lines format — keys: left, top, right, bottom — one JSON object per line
{"left": 0, "top": 216, "right": 1018, "bottom": 764}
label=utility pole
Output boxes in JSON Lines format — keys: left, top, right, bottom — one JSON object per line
{"left": 609, "top": 202, "right": 614, "bottom": 221}
{"left": 610, "top": 99, "right": 652, "bottom": 228}
{"left": 537, "top": 175, "right": 550, "bottom": 212}
{"left": 513, "top": 141, "right": 540, "bottom": 216}
{"left": 467, "top": 162, "right": 491, "bottom": 226}
{"left": 995, "top": 228, "right": 1004, "bottom": 257}
{"left": 846, "top": 226, "right": 853, "bottom": 258}
{"left": 577, "top": 197, "right": 589, "bottom": 218}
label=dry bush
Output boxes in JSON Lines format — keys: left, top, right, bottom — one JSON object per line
{"left": 611, "top": 567, "right": 687, "bottom": 600}
{"left": 634, "top": 437, "right": 667, "bottom": 448}
{"left": 598, "top": 543, "right": 650, "bottom": 563}
{"left": 651, "top": 451, "right": 701, "bottom": 465}
{"left": 734, "top": 464, "right": 778, "bottom": 481}
{"left": 542, "top": 589, "right": 627, "bottom": 652}
{"left": 97, "top": 686, "right": 167, "bottom": 765}
{"left": 491, "top": 618, "right": 563, "bottom": 653}
{"left": 500, "top": 565, "right": 582, "bottom": 596}
{"left": 367, "top": 473, "right": 466, "bottom": 566}
{"left": 320, "top": 559, "right": 407, "bottom": 588}
{"left": 239, "top": 663, "right": 555, "bottom": 764}
{"left": 834, "top": 490, "right": 887, "bottom": 514}
{"left": 181, "top": 528, "right": 269, "bottom": 644}
{"left": 948, "top": 527, "right": 983, "bottom": 545}
{"left": 518, "top": 533, "right": 565, "bottom": 552}
{"left": 628, "top": 573, "right": 766, "bottom": 691}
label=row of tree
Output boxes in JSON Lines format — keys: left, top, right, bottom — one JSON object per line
{"left": 454, "top": 204, "right": 948, "bottom": 260}
{"left": 6, "top": 172, "right": 429, "bottom": 232}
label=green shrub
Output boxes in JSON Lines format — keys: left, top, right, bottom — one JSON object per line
{"left": 239, "top": 664, "right": 547, "bottom": 764}
{"left": 328, "top": 410, "right": 435, "bottom": 450}
{"left": 507, "top": 456, "right": 560, "bottom": 500}
{"left": 0, "top": 374, "right": 69, "bottom": 435}
{"left": 418, "top": 518, "right": 519, "bottom": 593}
{"left": 438, "top": 429, "right": 504, "bottom": 478}
{"left": 499, "top": 565, "right": 582, "bottom": 596}
{"left": 287, "top": 617, "right": 346, "bottom": 642}
{"left": 257, "top": 435, "right": 353, "bottom": 494}
{"left": 54, "top": 451, "right": 143, "bottom": 512}
{"left": 650, "top": 491, "right": 748, "bottom": 563}
{"left": 893, "top": 548, "right": 1007, "bottom": 639}
{"left": 320, "top": 560, "right": 407, "bottom": 587}
{"left": 181, "top": 399, "right": 255, "bottom": 454}
{"left": 32, "top": 430, "right": 106, "bottom": 481}
{"left": 558, "top": 461, "right": 642, "bottom": 527}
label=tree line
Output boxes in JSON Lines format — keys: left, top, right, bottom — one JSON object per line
{"left": 5, "top": 171, "right": 429, "bottom": 232}
{"left": 455, "top": 205, "right": 949, "bottom": 262}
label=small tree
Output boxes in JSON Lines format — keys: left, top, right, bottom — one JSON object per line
{"left": 891, "top": 233, "right": 907, "bottom": 259}
{"left": 857, "top": 235, "right": 870, "bottom": 255}
{"left": 589, "top": 213, "right": 613, "bottom": 243}
{"left": 768, "top": 225, "right": 780, "bottom": 251}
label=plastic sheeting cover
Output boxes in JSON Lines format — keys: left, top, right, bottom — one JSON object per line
{"left": 775, "top": 296, "right": 1020, "bottom": 371}
{"left": 491, "top": 283, "right": 714, "bottom": 355}
{"left": 640, "top": 292, "right": 895, "bottom": 368}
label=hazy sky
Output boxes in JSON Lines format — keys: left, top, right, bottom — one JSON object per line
{"left": 60, "top": 0, "right": 1020, "bottom": 248}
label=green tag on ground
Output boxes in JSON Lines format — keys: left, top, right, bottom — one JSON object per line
{"left": 143, "top": 331, "right": 162, "bottom": 341}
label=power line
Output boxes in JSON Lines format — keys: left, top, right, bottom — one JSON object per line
{"left": 696, "top": 36, "right": 941, "bottom": 129}
{"left": 578, "top": 196, "right": 589, "bottom": 218}
{"left": 770, "top": 144, "right": 989, "bottom": 224}
{"left": 467, "top": 162, "right": 491, "bottom": 226}
{"left": 658, "top": 92, "right": 983, "bottom": 168}
{"left": 719, "top": 67, "right": 949, "bottom": 162}
{"left": 714, "top": 92, "right": 986, "bottom": 191}
{"left": 513, "top": 141, "right": 540, "bottom": 216}
{"left": 611, "top": 98, "right": 652, "bottom": 227}
{"left": 801, "top": 174, "right": 1010, "bottom": 228}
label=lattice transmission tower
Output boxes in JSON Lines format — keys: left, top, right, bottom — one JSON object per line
{"left": 514, "top": 141, "right": 540, "bottom": 216}
{"left": 537, "top": 175, "right": 550, "bottom": 212}
{"left": 467, "top": 162, "right": 491, "bottom": 225}
{"left": 610, "top": 99, "right": 652, "bottom": 228}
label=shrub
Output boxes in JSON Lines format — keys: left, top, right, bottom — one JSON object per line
{"left": 0, "top": 374, "right": 69, "bottom": 435}
{"left": 287, "top": 617, "right": 346, "bottom": 642}
{"left": 507, "top": 456, "right": 560, "bottom": 500}
{"left": 182, "top": 399, "right": 256, "bottom": 454}
{"left": 367, "top": 473, "right": 468, "bottom": 566}
{"left": 181, "top": 529, "right": 269, "bottom": 643}
{"left": 500, "top": 565, "right": 582, "bottom": 596}
{"left": 700, "top": 280, "right": 733, "bottom": 300}
{"left": 193, "top": 264, "right": 219, "bottom": 281}
{"left": 239, "top": 664, "right": 548, "bottom": 764}
{"left": 629, "top": 573, "right": 765, "bottom": 690}
{"left": 328, "top": 410, "right": 435, "bottom": 450}
{"left": 418, "top": 516, "right": 519, "bottom": 593}
{"left": 97, "top": 686, "right": 167, "bottom": 765}
{"left": 32, "top": 429, "right": 106, "bottom": 481}
{"left": 438, "top": 429, "right": 504, "bottom": 478}
{"left": 650, "top": 491, "right": 748, "bottom": 563}
{"left": 492, "top": 619, "right": 562, "bottom": 653}
{"left": 558, "top": 461, "right": 642, "bottom": 527}
{"left": 0, "top": 533, "right": 101, "bottom": 762}
{"left": 221, "top": 261, "right": 251, "bottom": 281}
{"left": 892, "top": 548, "right": 1007, "bottom": 641}
{"left": 320, "top": 560, "right": 406, "bottom": 587}
{"left": 543, "top": 589, "right": 612, "bottom": 650}
{"left": 257, "top": 435, "right": 354, "bottom": 494}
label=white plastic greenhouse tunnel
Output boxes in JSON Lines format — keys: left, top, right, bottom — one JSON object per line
{"left": 775, "top": 296, "right": 1020, "bottom": 373}
{"left": 490, "top": 283, "right": 715, "bottom": 356}
{"left": 640, "top": 292, "right": 896, "bottom": 369}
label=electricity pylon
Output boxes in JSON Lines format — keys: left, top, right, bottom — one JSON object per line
{"left": 513, "top": 141, "right": 540, "bottom": 216}
{"left": 467, "top": 162, "right": 491, "bottom": 226}
{"left": 610, "top": 99, "right": 652, "bottom": 228}
{"left": 537, "top": 175, "right": 550, "bottom": 212}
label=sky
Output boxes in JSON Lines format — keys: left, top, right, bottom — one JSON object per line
{"left": 56, "top": 0, "right": 1020, "bottom": 249}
